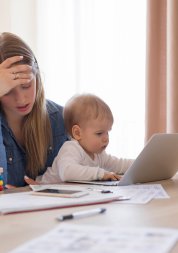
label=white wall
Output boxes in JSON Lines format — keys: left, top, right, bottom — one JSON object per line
{"left": 0, "top": 0, "right": 37, "bottom": 56}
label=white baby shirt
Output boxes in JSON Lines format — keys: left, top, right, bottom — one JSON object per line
{"left": 37, "top": 138, "right": 134, "bottom": 184}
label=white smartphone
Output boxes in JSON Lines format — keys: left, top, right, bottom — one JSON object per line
{"left": 30, "top": 189, "right": 88, "bottom": 198}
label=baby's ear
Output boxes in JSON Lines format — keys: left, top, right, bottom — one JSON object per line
{"left": 72, "top": 125, "right": 81, "bottom": 140}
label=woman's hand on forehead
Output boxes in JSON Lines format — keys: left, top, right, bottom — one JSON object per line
{"left": 0, "top": 56, "right": 33, "bottom": 97}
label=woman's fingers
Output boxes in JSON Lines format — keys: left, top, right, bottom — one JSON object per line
{"left": 5, "top": 177, "right": 39, "bottom": 190}
{"left": 0, "top": 56, "right": 24, "bottom": 69}
{"left": 0, "top": 77, "right": 31, "bottom": 97}
{"left": 9, "top": 64, "right": 32, "bottom": 74}
{"left": 10, "top": 78, "right": 31, "bottom": 88}
{"left": 10, "top": 72, "right": 33, "bottom": 81}
{"left": 5, "top": 184, "right": 16, "bottom": 189}
{"left": 24, "top": 176, "right": 40, "bottom": 185}
{"left": 13, "top": 78, "right": 31, "bottom": 86}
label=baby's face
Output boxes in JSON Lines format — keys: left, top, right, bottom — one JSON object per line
{"left": 78, "top": 118, "right": 113, "bottom": 160}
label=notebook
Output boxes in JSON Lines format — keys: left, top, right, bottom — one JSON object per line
{"left": 69, "top": 134, "right": 178, "bottom": 186}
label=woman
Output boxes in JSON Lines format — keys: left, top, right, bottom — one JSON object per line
{"left": 0, "top": 32, "right": 68, "bottom": 189}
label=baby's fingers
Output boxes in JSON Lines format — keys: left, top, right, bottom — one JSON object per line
{"left": 114, "top": 174, "right": 122, "bottom": 180}
{"left": 110, "top": 174, "right": 117, "bottom": 181}
{"left": 111, "top": 174, "right": 121, "bottom": 181}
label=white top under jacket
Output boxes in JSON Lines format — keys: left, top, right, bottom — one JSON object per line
{"left": 37, "top": 138, "right": 134, "bottom": 184}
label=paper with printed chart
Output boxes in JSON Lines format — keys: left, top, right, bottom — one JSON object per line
{"left": 112, "top": 184, "right": 170, "bottom": 204}
{"left": 63, "top": 183, "right": 169, "bottom": 204}
{"left": 77, "top": 183, "right": 169, "bottom": 204}
{"left": 8, "top": 223, "right": 178, "bottom": 253}
{"left": 126, "top": 184, "right": 170, "bottom": 199}
{"left": 82, "top": 184, "right": 160, "bottom": 204}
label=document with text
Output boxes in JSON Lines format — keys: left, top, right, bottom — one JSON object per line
{"left": 8, "top": 223, "right": 178, "bottom": 253}
{"left": 62, "top": 183, "right": 170, "bottom": 204}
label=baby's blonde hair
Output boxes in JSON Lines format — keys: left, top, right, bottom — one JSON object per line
{"left": 63, "top": 94, "right": 114, "bottom": 138}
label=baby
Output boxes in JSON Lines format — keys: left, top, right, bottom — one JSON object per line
{"left": 37, "top": 94, "right": 134, "bottom": 184}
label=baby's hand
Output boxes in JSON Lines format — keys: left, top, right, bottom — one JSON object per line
{"left": 103, "top": 172, "right": 122, "bottom": 181}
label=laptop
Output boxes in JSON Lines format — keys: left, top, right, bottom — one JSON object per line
{"left": 69, "top": 134, "right": 178, "bottom": 186}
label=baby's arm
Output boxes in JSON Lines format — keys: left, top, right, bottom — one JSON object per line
{"left": 36, "top": 166, "right": 63, "bottom": 184}
{"left": 55, "top": 143, "right": 105, "bottom": 181}
{"left": 102, "top": 152, "right": 134, "bottom": 175}
{"left": 38, "top": 141, "right": 106, "bottom": 183}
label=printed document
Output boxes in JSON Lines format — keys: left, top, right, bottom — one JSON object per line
{"left": 8, "top": 223, "right": 178, "bottom": 253}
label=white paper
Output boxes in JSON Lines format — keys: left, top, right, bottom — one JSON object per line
{"left": 30, "top": 184, "right": 160, "bottom": 204}
{"left": 121, "top": 184, "right": 170, "bottom": 199}
{"left": 0, "top": 184, "right": 170, "bottom": 215}
{"left": 113, "top": 187, "right": 159, "bottom": 204}
{"left": 8, "top": 223, "right": 178, "bottom": 253}
{"left": 69, "top": 185, "right": 158, "bottom": 204}
{"left": 0, "top": 185, "right": 126, "bottom": 214}
{"left": 113, "top": 184, "right": 170, "bottom": 202}
{"left": 142, "top": 184, "right": 170, "bottom": 199}
{"left": 78, "top": 183, "right": 170, "bottom": 203}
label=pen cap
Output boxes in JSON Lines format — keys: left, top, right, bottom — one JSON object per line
{"left": 59, "top": 215, "right": 73, "bottom": 221}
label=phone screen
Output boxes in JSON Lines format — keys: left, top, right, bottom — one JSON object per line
{"left": 38, "top": 189, "right": 81, "bottom": 195}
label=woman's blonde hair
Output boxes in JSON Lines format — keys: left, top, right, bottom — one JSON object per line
{"left": 0, "top": 32, "right": 52, "bottom": 177}
{"left": 63, "top": 93, "right": 114, "bottom": 138}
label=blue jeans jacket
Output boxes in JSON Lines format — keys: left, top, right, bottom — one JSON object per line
{"left": 0, "top": 100, "right": 68, "bottom": 188}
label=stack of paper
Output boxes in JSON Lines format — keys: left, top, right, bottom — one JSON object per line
{"left": 0, "top": 185, "right": 128, "bottom": 215}
{"left": 0, "top": 184, "right": 170, "bottom": 215}
{"left": 8, "top": 223, "right": 178, "bottom": 253}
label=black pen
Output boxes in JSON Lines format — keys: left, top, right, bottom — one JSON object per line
{"left": 58, "top": 208, "right": 106, "bottom": 221}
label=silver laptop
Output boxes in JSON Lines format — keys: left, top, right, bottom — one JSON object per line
{"left": 69, "top": 134, "right": 178, "bottom": 186}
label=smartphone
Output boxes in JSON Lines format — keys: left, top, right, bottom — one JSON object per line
{"left": 30, "top": 189, "right": 89, "bottom": 198}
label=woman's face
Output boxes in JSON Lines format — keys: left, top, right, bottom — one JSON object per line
{"left": 0, "top": 71, "right": 36, "bottom": 120}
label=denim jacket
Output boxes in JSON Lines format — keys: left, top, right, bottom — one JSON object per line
{"left": 0, "top": 100, "right": 68, "bottom": 188}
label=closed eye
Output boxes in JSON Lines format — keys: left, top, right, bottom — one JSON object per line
{"left": 4, "top": 90, "right": 12, "bottom": 96}
{"left": 21, "top": 84, "right": 31, "bottom": 89}
{"left": 96, "top": 133, "right": 102, "bottom": 135}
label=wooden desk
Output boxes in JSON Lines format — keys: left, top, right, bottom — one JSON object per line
{"left": 1, "top": 176, "right": 178, "bottom": 253}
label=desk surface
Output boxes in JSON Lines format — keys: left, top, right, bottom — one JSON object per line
{"left": 1, "top": 176, "right": 178, "bottom": 253}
